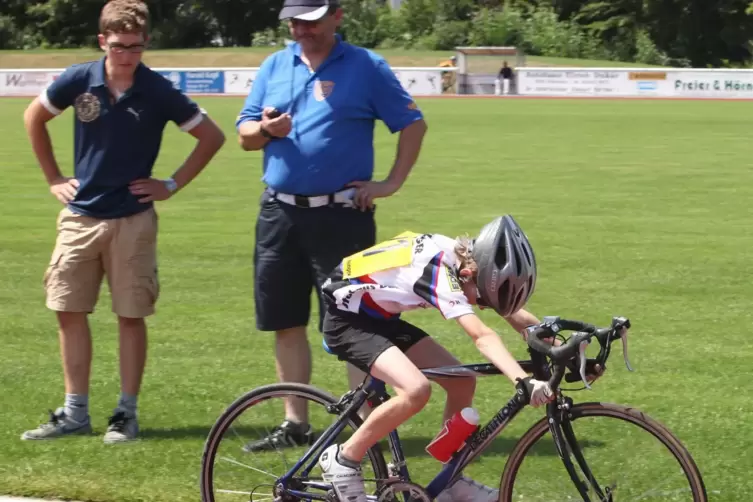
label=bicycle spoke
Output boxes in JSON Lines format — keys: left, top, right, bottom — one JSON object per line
{"left": 218, "top": 456, "right": 278, "bottom": 479}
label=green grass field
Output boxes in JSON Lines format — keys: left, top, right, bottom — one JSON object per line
{"left": 1, "top": 96, "right": 752, "bottom": 502}
{"left": 0, "top": 47, "right": 663, "bottom": 69}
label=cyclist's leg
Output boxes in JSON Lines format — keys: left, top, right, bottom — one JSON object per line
{"left": 341, "top": 345, "right": 431, "bottom": 462}
{"left": 322, "top": 311, "right": 431, "bottom": 460}
{"left": 320, "top": 309, "right": 430, "bottom": 501}
{"left": 405, "top": 336, "right": 476, "bottom": 423}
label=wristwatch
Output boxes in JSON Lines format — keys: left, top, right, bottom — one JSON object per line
{"left": 164, "top": 178, "right": 178, "bottom": 193}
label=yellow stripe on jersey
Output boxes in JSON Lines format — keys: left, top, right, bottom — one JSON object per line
{"left": 342, "top": 231, "right": 420, "bottom": 279}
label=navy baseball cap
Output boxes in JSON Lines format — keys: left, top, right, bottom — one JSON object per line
{"left": 279, "top": 0, "right": 339, "bottom": 21}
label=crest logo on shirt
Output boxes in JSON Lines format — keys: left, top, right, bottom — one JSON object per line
{"left": 74, "top": 92, "right": 101, "bottom": 123}
{"left": 314, "top": 80, "right": 335, "bottom": 101}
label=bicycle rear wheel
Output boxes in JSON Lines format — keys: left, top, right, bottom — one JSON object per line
{"left": 200, "top": 383, "right": 389, "bottom": 502}
{"left": 499, "top": 402, "right": 707, "bottom": 502}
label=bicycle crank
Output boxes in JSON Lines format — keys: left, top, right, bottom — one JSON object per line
{"left": 375, "top": 480, "right": 431, "bottom": 502}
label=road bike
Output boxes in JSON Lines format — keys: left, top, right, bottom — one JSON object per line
{"left": 200, "top": 315, "right": 707, "bottom": 501}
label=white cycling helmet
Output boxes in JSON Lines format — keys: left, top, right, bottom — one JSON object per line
{"left": 472, "top": 215, "right": 537, "bottom": 317}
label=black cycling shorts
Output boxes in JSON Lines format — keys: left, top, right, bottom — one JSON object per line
{"left": 321, "top": 303, "right": 429, "bottom": 374}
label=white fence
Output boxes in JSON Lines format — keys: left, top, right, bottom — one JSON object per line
{"left": 4, "top": 66, "right": 753, "bottom": 99}
{"left": 0, "top": 67, "right": 449, "bottom": 97}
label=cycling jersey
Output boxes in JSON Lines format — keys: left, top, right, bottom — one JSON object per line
{"left": 322, "top": 232, "right": 475, "bottom": 321}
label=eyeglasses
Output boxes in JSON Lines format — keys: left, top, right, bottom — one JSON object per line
{"left": 107, "top": 42, "right": 146, "bottom": 54}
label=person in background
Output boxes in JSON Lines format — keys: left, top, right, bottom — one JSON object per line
{"left": 495, "top": 60, "right": 514, "bottom": 96}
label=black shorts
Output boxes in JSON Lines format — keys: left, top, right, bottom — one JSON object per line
{"left": 254, "top": 190, "right": 376, "bottom": 332}
{"left": 322, "top": 303, "right": 429, "bottom": 374}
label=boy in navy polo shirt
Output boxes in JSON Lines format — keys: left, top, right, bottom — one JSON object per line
{"left": 21, "top": 0, "right": 225, "bottom": 443}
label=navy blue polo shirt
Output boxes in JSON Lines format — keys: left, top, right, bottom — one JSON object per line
{"left": 41, "top": 57, "right": 203, "bottom": 219}
{"left": 236, "top": 35, "right": 424, "bottom": 196}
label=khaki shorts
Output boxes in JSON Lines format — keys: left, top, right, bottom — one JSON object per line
{"left": 43, "top": 207, "right": 160, "bottom": 318}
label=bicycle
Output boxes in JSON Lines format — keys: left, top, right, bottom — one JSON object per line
{"left": 201, "top": 315, "right": 707, "bottom": 501}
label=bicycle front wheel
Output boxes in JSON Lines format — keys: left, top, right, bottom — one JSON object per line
{"left": 200, "top": 383, "right": 389, "bottom": 502}
{"left": 499, "top": 402, "right": 707, "bottom": 502}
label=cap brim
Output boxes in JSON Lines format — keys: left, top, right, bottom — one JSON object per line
{"left": 279, "top": 5, "right": 330, "bottom": 21}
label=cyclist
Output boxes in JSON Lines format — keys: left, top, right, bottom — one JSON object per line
{"left": 317, "top": 214, "right": 554, "bottom": 502}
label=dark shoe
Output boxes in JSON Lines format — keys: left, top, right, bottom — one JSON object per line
{"left": 242, "top": 419, "right": 315, "bottom": 453}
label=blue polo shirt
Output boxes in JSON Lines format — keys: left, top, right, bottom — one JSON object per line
{"left": 236, "top": 35, "right": 424, "bottom": 196}
{"left": 41, "top": 57, "right": 204, "bottom": 219}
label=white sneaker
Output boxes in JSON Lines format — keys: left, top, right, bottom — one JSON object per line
{"left": 318, "top": 444, "right": 367, "bottom": 502}
{"left": 435, "top": 475, "right": 499, "bottom": 502}
{"left": 103, "top": 411, "right": 138, "bottom": 444}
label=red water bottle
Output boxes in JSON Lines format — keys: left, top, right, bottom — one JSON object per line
{"left": 425, "top": 407, "right": 480, "bottom": 463}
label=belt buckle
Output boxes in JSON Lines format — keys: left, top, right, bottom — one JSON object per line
{"left": 294, "top": 194, "right": 310, "bottom": 208}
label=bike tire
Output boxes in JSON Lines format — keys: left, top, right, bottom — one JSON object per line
{"left": 200, "top": 382, "right": 390, "bottom": 502}
{"left": 499, "top": 402, "right": 707, "bottom": 502}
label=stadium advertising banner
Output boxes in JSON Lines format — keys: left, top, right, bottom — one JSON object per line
{"left": 0, "top": 68, "right": 446, "bottom": 97}
{"left": 224, "top": 69, "right": 258, "bottom": 95}
{"left": 0, "top": 70, "right": 63, "bottom": 96}
{"left": 184, "top": 70, "right": 225, "bottom": 94}
{"left": 517, "top": 68, "right": 753, "bottom": 99}
{"left": 393, "top": 68, "right": 445, "bottom": 96}
{"left": 4, "top": 67, "right": 753, "bottom": 99}
{"left": 222, "top": 68, "right": 445, "bottom": 96}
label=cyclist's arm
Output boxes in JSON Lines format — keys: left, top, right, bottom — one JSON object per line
{"left": 504, "top": 308, "right": 541, "bottom": 338}
{"left": 455, "top": 313, "right": 529, "bottom": 384}
{"left": 503, "top": 309, "right": 562, "bottom": 346}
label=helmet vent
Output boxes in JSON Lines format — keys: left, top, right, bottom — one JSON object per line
{"left": 521, "top": 243, "right": 532, "bottom": 266}
{"left": 494, "top": 243, "right": 507, "bottom": 268}
{"left": 513, "top": 288, "right": 525, "bottom": 311}
{"left": 498, "top": 280, "right": 510, "bottom": 307}
{"left": 513, "top": 247, "right": 522, "bottom": 274}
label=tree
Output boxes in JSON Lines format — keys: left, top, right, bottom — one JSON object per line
{"left": 198, "top": 0, "right": 279, "bottom": 46}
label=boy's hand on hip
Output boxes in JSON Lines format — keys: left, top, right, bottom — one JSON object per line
{"left": 49, "top": 176, "right": 79, "bottom": 205}
{"left": 129, "top": 178, "right": 173, "bottom": 203}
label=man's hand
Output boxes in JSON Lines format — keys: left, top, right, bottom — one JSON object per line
{"left": 260, "top": 107, "right": 292, "bottom": 138}
{"left": 347, "top": 179, "right": 400, "bottom": 211}
{"left": 50, "top": 176, "right": 79, "bottom": 205}
{"left": 129, "top": 178, "right": 174, "bottom": 203}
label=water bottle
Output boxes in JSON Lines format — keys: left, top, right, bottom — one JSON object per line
{"left": 425, "top": 407, "right": 480, "bottom": 463}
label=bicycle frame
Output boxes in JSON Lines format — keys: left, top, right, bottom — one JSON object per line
{"left": 273, "top": 357, "right": 566, "bottom": 501}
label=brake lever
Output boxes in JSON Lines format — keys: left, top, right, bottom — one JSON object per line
{"left": 578, "top": 339, "right": 591, "bottom": 389}
{"left": 620, "top": 326, "right": 634, "bottom": 372}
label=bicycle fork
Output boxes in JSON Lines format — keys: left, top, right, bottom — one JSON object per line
{"left": 548, "top": 396, "right": 611, "bottom": 502}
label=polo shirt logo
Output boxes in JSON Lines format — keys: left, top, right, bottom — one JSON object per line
{"left": 314, "top": 80, "right": 335, "bottom": 102}
{"left": 74, "top": 92, "right": 101, "bottom": 123}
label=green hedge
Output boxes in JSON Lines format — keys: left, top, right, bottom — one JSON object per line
{"left": 331, "top": 0, "right": 668, "bottom": 65}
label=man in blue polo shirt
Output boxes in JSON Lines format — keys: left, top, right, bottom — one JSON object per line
{"left": 237, "top": 0, "right": 427, "bottom": 450}
{"left": 20, "top": 0, "right": 225, "bottom": 444}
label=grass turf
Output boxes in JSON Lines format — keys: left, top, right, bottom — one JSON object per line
{"left": 0, "top": 96, "right": 750, "bottom": 501}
